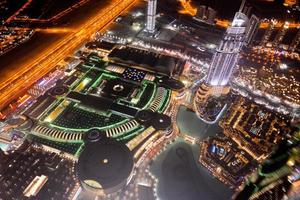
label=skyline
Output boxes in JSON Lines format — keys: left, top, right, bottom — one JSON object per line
{"left": 0, "top": 0, "right": 299, "bottom": 199}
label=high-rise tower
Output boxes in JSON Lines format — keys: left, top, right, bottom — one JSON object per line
{"left": 146, "top": 0, "right": 157, "bottom": 33}
{"left": 194, "top": 1, "right": 249, "bottom": 123}
{"left": 245, "top": 14, "right": 259, "bottom": 46}
{"left": 205, "top": 12, "right": 248, "bottom": 87}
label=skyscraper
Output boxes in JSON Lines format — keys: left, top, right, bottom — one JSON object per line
{"left": 206, "top": 7, "right": 217, "bottom": 24}
{"left": 196, "top": 5, "right": 206, "bottom": 20}
{"left": 146, "top": 0, "right": 157, "bottom": 33}
{"left": 194, "top": 1, "right": 249, "bottom": 123}
{"left": 195, "top": 6, "right": 217, "bottom": 25}
{"left": 205, "top": 12, "right": 248, "bottom": 87}
{"left": 245, "top": 14, "right": 259, "bottom": 46}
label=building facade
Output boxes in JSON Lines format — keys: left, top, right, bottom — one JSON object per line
{"left": 146, "top": 0, "right": 157, "bottom": 33}
{"left": 245, "top": 14, "right": 260, "bottom": 45}
{"left": 194, "top": 7, "right": 249, "bottom": 123}
{"left": 204, "top": 11, "right": 248, "bottom": 91}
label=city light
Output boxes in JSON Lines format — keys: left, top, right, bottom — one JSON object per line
{"left": 279, "top": 63, "right": 288, "bottom": 69}
{"left": 178, "top": 0, "right": 197, "bottom": 16}
{"left": 0, "top": 0, "right": 299, "bottom": 199}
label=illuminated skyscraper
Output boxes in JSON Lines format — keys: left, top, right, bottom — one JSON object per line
{"left": 205, "top": 12, "right": 248, "bottom": 87}
{"left": 194, "top": 1, "right": 249, "bottom": 123}
{"left": 146, "top": 0, "right": 157, "bottom": 33}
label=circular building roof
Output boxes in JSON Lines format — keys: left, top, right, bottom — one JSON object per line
{"left": 136, "top": 110, "right": 155, "bottom": 123}
{"left": 151, "top": 114, "right": 172, "bottom": 131}
{"left": 83, "top": 129, "right": 105, "bottom": 143}
{"left": 157, "top": 78, "right": 185, "bottom": 91}
{"left": 135, "top": 110, "right": 172, "bottom": 131}
{"left": 77, "top": 136, "right": 134, "bottom": 195}
{"left": 49, "top": 86, "right": 69, "bottom": 96}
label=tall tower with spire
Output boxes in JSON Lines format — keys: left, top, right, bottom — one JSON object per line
{"left": 146, "top": 0, "right": 157, "bottom": 33}
{"left": 205, "top": 12, "right": 248, "bottom": 87}
{"left": 194, "top": 0, "right": 249, "bottom": 123}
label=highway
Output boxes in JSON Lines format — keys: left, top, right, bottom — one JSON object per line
{"left": 0, "top": 0, "right": 138, "bottom": 111}
{"left": 8, "top": 0, "right": 92, "bottom": 24}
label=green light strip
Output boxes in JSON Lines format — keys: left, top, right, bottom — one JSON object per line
{"left": 75, "top": 143, "right": 85, "bottom": 157}
{"left": 142, "top": 83, "right": 157, "bottom": 110}
{"left": 49, "top": 117, "right": 129, "bottom": 132}
{"left": 28, "top": 131, "right": 83, "bottom": 143}
{"left": 157, "top": 89, "right": 171, "bottom": 113}
{"left": 115, "top": 125, "right": 145, "bottom": 141}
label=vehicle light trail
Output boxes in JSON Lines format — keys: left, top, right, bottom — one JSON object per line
{"left": 178, "top": 0, "right": 197, "bottom": 16}
{"left": 0, "top": 0, "right": 138, "bottom": 111}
